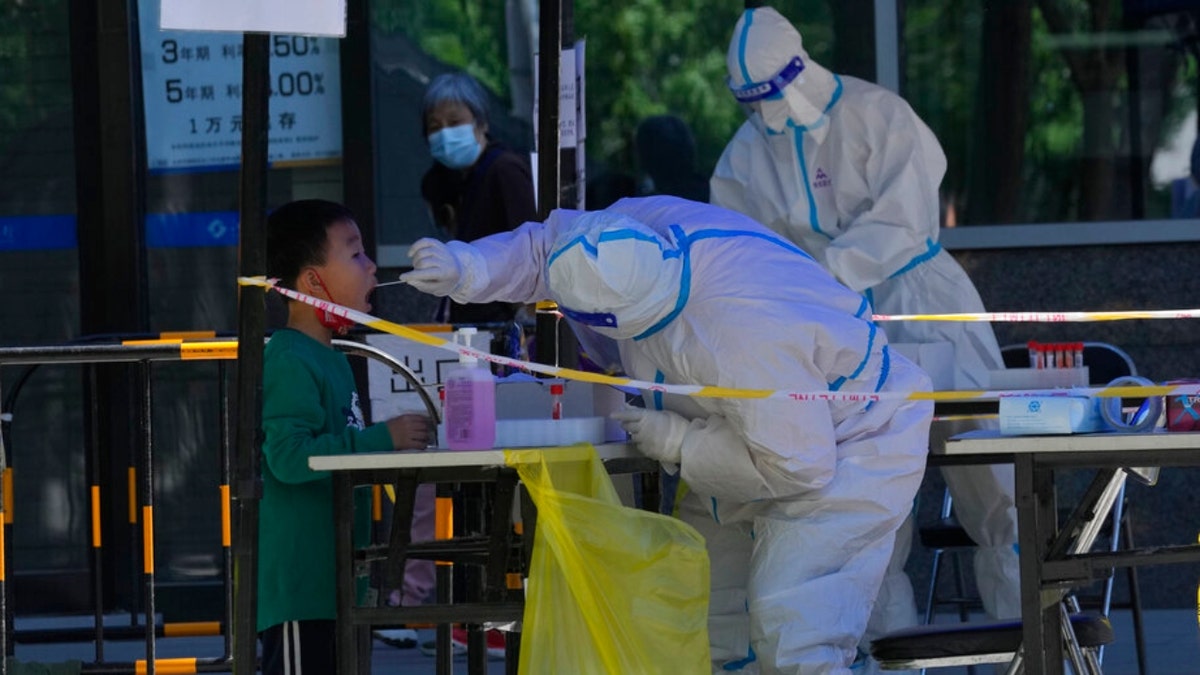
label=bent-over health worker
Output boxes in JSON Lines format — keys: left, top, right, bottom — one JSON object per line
{"left": 710, "top": 6, "right": 1019, "bottom": 643}
{"left": 401, "top": 195, "right": 933, "bottom": 673}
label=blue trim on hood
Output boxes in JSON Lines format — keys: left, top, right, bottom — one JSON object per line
{"left": 546, "top": 227, "right": 664, "bottom": 270}
{"left": 686, "top": 228, "right": 815, "bottom": 262}
{"left": 736, "top": 9, "right": 755, "bottom": 84}
{"left": 634, "top": 224, "right": 693, "bottom": 340}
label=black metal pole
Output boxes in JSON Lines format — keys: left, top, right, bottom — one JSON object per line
{"left": 536, "top": 0, "right": 561, "bottom": 221}
{"left": 232, "top": 31, "right": 271, "bottom": 675}
{"left": 219, "top": 362, "right": 234, "bottom": 661}
{"left": 0, "top": 372, "right": 7, "bottom": 675}
{"left": 557, "top": 0, "right": 577, "bottom": 210}
{"left": 86, "top": 365, "right": 105, "bottom": 662}
{"left": 534, "top": 0, "right": 581, "bottom": 371}
{"left": 139, "top": 363, "right": 157, "bottom": 675}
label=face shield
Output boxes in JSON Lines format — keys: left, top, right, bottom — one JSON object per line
{"left": 729, "top": 56, "right": 806, "bottom": 135}
{"left": 727, "top": 7, "right": 837, "bottom": 134}
{"left": 728, "top": 55, "right": 806, "bottom": 106}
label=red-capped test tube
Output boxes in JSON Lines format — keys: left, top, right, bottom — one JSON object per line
{"left": 1027, "top": 340, "right": 1039, "bottom": 369}
{"left": 550, "top": 382, "right": 564, "bottom": 420}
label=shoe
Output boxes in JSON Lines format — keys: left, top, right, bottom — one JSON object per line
{"left": 418, "top": 634, "right": 466, "bottom": 659}
{"left": 374, "top": 628, "right": 418, "bottom": 649}
{"left": 419, "top": 626, "right": 506, "bottom": 660}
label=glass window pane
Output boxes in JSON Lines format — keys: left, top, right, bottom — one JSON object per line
{"left": 904, "top": 0, "right": 1199, "bottom": 226}
{"left": 370, "top": 0, "right": 530, "bottom": 264}
{"left": 0, "top": 0, "right": 86, "bottom": 580}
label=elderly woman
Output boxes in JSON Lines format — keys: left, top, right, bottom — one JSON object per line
{"left": 420, "top": 72, "right": 536, "bottom": 324}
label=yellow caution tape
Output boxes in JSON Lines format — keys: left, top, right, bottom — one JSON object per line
{"left": 238, "top": 276, "right": 1200, "bottom": 403}
{"left": 873, "top": 309, "right": 1200, "bottom": 322}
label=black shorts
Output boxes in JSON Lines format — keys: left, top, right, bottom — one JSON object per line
{"left": 260, "top": 619, "right": 336, "bottom": 675}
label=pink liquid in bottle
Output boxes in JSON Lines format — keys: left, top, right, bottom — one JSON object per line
{"left": 443, "top": 328, "right": 496, "bottom": 450}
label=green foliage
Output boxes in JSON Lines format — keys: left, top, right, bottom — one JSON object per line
{"left": 372, "top": 0, "right": 511, "bottom": 100}
{"left": 0, "top": 0, "right": 69, "bottom": 154}
{"left": 575, "top": 0, "right": 835, "bottom": 178}
{"left": 903, "top": 0, "right": 980, "bottom": 197}
{"left": 576, "top": 0, "right": 744, "bottom": 175}
{"left": 373, "top": 0, "right": 1200, "bottom": 222}
{"left": 1026, "top": 6, "right": 1084, "bottom": 163}
{"left": 374, "top": 0, "right": 862, "bottom": 182}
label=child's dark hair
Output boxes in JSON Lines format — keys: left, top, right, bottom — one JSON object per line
{"left": 266, "top": 199, "right": 357, "bottom": 290}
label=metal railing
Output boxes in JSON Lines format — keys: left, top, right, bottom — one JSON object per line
{"left": 0, "top": 334, "right": 433, "bottom": 675}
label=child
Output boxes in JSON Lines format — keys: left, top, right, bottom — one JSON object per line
{"left": 259, "top": 199, "right": 433, "bottom": 674}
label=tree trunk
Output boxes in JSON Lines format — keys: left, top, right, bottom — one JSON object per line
{"left": 966, "top": 0, "right": 1031, "bottom": 224}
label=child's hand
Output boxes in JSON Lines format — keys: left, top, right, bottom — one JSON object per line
{"left": 386, "top": 414, "right": 434, "bottom": 450}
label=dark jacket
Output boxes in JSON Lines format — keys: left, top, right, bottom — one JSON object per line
{"left": 422, "top": 140, "right": 536, "bottom": 324}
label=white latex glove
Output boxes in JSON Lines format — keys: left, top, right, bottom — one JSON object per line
{"left": 610, "top": 408, "right": 689, "bottom": 464}
{"left": 399, "top": 238, "right": 462, "bottom": 297}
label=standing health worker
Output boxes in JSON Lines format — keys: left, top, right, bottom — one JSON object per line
{"left": 709, "top": 4, "right": 1019, "bottom": 649}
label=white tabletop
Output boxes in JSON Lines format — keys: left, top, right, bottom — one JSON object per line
{"left": 309, "top": 442, "right": 640, "bottom": 471}
{"left": 942, "top": 428, "right": 1200, "bottom": 455}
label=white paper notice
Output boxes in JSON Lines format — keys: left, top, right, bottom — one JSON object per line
{"left": 140, "top": 1, "right": 342, "bottom": 172}
{"left": 559, "top": 53, "right": 577, "bottom": 149}
{"left": 160, "top": 0, "right": 347, "bottom": 37}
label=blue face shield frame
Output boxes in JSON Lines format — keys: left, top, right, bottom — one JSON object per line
{"left": 728, "top": 55, "right": 806, "bottom": 103}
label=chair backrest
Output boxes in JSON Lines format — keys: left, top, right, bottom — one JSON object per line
{"left": 998, "top": 341, "right": 1136, "bottom": 385}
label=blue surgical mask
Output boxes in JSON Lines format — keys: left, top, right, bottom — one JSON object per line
{"left": 428, "top": 124, "right": 483, "bottom": 169}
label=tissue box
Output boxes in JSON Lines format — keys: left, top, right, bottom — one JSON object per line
{"left": 1165, "top": 380, "right": 1200, "bottom": 432}
{"left": 999, "top": 395, "right": 1106, "bottom": 435}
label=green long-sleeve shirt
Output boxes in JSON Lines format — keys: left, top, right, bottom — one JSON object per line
{"left": 257, "top": 328, "right": 393, "bottom": 632}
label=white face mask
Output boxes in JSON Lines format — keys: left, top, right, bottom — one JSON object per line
{"left": 757, "top": 98, "right": 793, "bottom": 134}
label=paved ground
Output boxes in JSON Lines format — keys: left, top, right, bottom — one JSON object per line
{"left": 9, "top": 607, "right": 1197, "bottom": 673}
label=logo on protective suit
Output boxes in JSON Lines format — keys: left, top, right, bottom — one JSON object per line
{"left": 813, "top": 168, "right": 831, "bottom": 189}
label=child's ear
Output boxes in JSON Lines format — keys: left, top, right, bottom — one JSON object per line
{"left": 298, "top": 268, "right": 320, "bottom": 294}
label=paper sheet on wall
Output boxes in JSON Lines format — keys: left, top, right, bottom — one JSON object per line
{"left": 532, "top": 43, "right": 586, "bottom": 150}
{"left": 140, "top": 1, "right": 343, "bottom": 172}
{"left": 160, "top": 0, "right": 347, "bottom": 37}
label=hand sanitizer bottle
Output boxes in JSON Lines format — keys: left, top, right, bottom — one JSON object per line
{"left": 443, "top": 327, "right": 496, "bottom": 450}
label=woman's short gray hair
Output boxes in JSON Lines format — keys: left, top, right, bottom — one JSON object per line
{"left": 422, "top": 72, "right": 489, "bottom": 131}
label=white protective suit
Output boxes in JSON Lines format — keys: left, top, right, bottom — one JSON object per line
{"left": 403, "top": 195, "right": 932, "bottom": 674}
{"left": 710, "top": 7, "right": 1020, "bottom": 638}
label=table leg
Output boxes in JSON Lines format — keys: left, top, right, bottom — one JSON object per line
{"left": 383, "top": 472, "right": 419, "bottom": 601}
{"left": 435, "top": 482, "right": 453, "bottom": 675}
{"left": 1016, "top": 454, "right": 1064, "bottom": 674}
{"left": 334, "top": 474, "right": 358, "bottom": 674}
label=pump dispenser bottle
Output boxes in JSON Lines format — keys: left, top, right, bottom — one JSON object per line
{"left": 443, "top": 327, "right": 496, "bottom": 450}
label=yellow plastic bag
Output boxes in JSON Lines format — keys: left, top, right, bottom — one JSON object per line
{"left": 506, "top": 444, "right": 710, "bottom": 674}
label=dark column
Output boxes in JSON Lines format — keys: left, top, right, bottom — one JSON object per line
{"left": 231, "top": 31, "right": 270, "bottom": 675}
{"left": 69, "top": 0, "right": 149, "bottom": 618}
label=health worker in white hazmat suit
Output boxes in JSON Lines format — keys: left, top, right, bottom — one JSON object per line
{"left": 709, "top": 5, "right": 1019, "bottom": 648}
{"left": 400, "top": 195, "right": 933, "bottom": 674}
